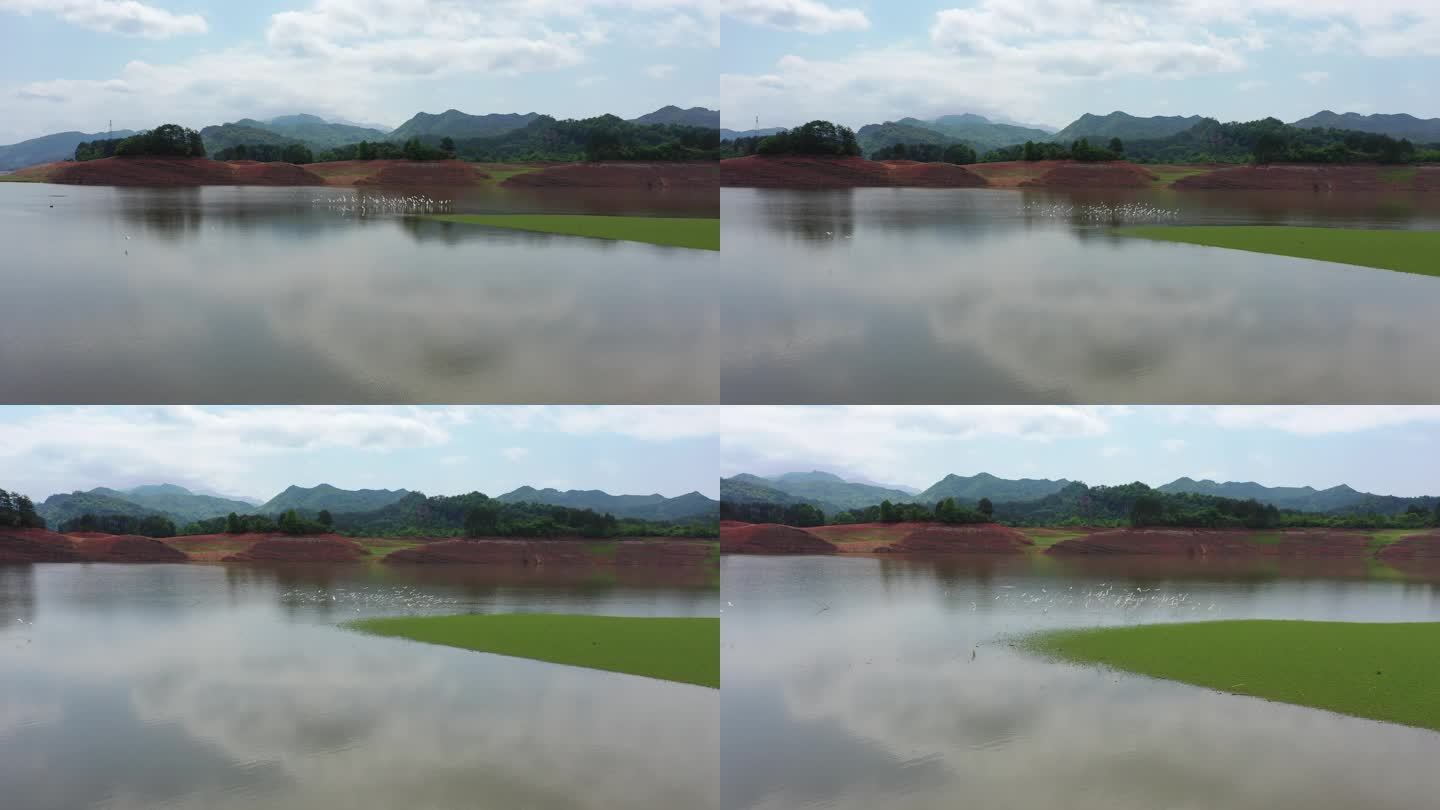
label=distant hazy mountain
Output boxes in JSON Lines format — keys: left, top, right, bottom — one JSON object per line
{"left": 761, "top": 471, "right": 915, "bottom": 510}
{"left": 1155, "top": 477, "right": 1422, "bottom": 513}
{"left": 1290, "top": 110, "right": 1440, "bottom": 142}
{"left": 915, "top": 472, "right": 1072, "bottom": 504}
{"left": 496, "top": 486, "right": 718, "bottom": 521}
{"left": 388, "top": 110, "right": 540, "bottom": 141}
{"left": 721, "top": 127, "right": 785, "bottom": 140}
{"left": 260, "top": 484, "right": 410, "bottom": 515}
{"left": 91, "top": 484, "right": 257, "bottom": 523}
{"left": 921, "top": 114, "right": 1054, "bottom": 151}
{"left": 0, "top": 129, "right": 137, "bottom": 170}
{"left": 631, "top": 106, "right": 719, "bottom": 128}
{"left": 720, "top": 474, "right": 824, "bottom": 507}
{"left": 199, "top": 122, "right": 301, "bottom": 153}
{"left": 856, "top": 120, "right": 957, "bottom": 155}
{"left": 246, "top": 114, "right": 390, "bottom": 148}
{"left": 37, "top": 491, "right": 168, "bottom": 527}
{"left": 1051, "top": 112, "right": 1206, "bottom": 143}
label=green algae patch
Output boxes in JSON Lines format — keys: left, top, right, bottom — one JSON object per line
{"left": 1027, "top": 619, "right": 1440, "bottom": 731}
{"left": 422, "top": 213, "right": 719, "bottom": 250}
{"left": 1116, "top": 225, "right": 1440, "bottom": 277}
{"left": 346, "top": 613, "right": 719, "bottom": 687}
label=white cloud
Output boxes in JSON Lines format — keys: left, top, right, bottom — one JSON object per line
{"left": 1299, "top": 69, "right": 1330, "bottom": 84}
{"left": 0, "top": 0, "right": 207, "bottom": 38}
{"left": 0, "top": 406, "right": 465, "bottom": 498}
{"left": 488, "top": 406, "right": 721, "bottom": 442}
{"left": 1161, "top": 438, "right": 1188, "bottom": 452}
{"left": 724, "top": 0, "right": 869, "bottom": 34}
{"left": 719, "top": 406, "right": 1114, "bottom": 485}
{"left": 1100, "top": 445, "right": 1132, "bottom": 458}
{"left": 644, "top": 63, "right": 676, "bottom": 79}
{"left": 1199, "top": 406, "right": 1440, "bottom": 435}
{"left": 500, "top": 447, "right": 531, "bottom": 461}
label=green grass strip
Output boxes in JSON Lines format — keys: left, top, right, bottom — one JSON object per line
{"left": 1027, "top": 619, "right": 1440, "bottom": 731}
{"left": 346, "top": 613, "right": 719, "bottom": 688}
{"left": 422, "top": 213, "right": 719, "bottom": 251}
{"left": 1116, "top": 225, "right": 1440, "bottom": 277}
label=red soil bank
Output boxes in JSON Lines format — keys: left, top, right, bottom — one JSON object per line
{"left": 502, "top": 161, "right": 718, "bottom": 190}
{"left": 1376, "top": 532, "right": 1440, "bottom": 560}
{"left": 614, "top": 540, "right": 713, "bottom": 566}
{"left": 1047, "top": 529, "right": 1253, "bottom": 556}
{"left": 222, "top": 535, "right": 369, "bottom": 562}
{"left": 0, "top": 529, "right": 82, "bottom": 563}
{"left": 876, "top": 523, "right": 1033, "bottom": 554}
{"left": 720, "top": 523, "right": 837, "bottom": 554}
{"left": 48, "top": 157, "right": 327, "bottom": 187}
{"left": 229, "top": 161, "right": 328, "bottom": 185}
{"left": 385, "top": 538, "right": 596, "bottom": 566}
{"left": 74, "top": 534, "right": 188, "bottom": 563}
{"left": 353, "top": 160, "right": 490, "bottom": 186}
{"left": 1019, "top": 161, "right": 1156, "bottom": 188}
{"left": 720, "top": 520, "right": 751, "bottom": 529}
{"left": 1174, "top": 164, "right": 1440, "bottom": 192}
{"left": 1047, "top": 528, "right": 1373, "bottom": 557}
{"left": 721, "top": 155, "right": 987, "bottom": 189}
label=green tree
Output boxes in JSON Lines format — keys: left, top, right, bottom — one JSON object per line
{"left": 880, "top": 499, "right": 896, "bottom": 522}
{"left": 1108, "top": 137, "right": 1124, "bottom": 156}
{"left": 225, "top": 512, "right": 241, "bottom": 534}
{"left": 978, "top": 497, "right": 994, "bottom": 518}
{"left": 318, "top": 509, "right": 333, "bottom": 528}
{"left": 440, "top": 136, "right": 456, "bottom": 155}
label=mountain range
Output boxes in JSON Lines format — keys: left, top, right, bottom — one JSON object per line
{"left": 36, "top": 481, "right": 715, "bottom": 528}
{"left": 0, "top": 129, "right": 137, "bottom": 171}
{"left": 723, "top": 471, "right": 1433, "bottom": 516}
{"left": 721, "top": 109, "right": 1440, "bottom": 156}
{"left": 0, "top": 105, "right": 719, "bottom": 170}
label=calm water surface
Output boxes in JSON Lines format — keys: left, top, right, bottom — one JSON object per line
{"left": 722, "top": 554, "right": 1440, "bottom": 810}
{"left": 0, "top": 183, "right": 718, "bottom": 403}
{"left": 721, "top": 187, "right": 1440, "bottom": 403}
{"left": 0, "top": 563, "right": 718, "bottom": 810}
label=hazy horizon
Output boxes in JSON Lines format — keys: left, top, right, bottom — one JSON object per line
{"left": 0, "top": 406, "right": 720, "bottom": 503}
{"left": 0, "top": 0, "right": 718, "bottom": 144}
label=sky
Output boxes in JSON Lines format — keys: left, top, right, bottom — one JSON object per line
{"left": 0, "top": 0, "right": 718, "bottom": 144}
{"left": 719, "top": 406, "right": 1440, "bottom": 497}
{"left": 0, "top": 405, "right": 719, "bottom": 503}
{"left": 721, "top": 0, "right": 1440, "bottom": 131}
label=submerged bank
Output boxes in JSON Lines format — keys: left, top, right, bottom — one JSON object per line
{"left": 720, "top": 521, "right": 1440, "bottom": 560}
{"left": 1116, "top": 225, "right": 1440, "bottom": 276}
{"left": 421, "top": 213, "right": 720, "bottom": 250}
{"left": 1, "top": 528, "right": 718, "bottom": 570}
{"left": 2, "top": 157, "right": 718, "bottom": 190}
{"left": 346, "top": 613, "right": 720, "bottom": 687}
{"left": 720, "top": 156, "right": 1440, "bottom": 191}
{"left": 1026, "top": 619, "right": 1440, "bottom": 732}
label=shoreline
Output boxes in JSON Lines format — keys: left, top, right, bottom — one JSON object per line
{"left": 720, "top": 155, "right": 1440, "bottom": 191}
{"left": 720, "top": 521, "right": 1440, "bottom": 561}
{"left": 1, "top": 528, "right": 719, "bottom": 568}
{"left": 0, "top": 157, "right": 719, "bottom": 190}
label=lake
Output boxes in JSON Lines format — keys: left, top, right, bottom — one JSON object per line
{"left": 720, "top": 187, "right": 1440, "bottom": 403}
{"left": 721, "top": 554, "right": 1440, "bottom": 810}
{"left": 0, "top": 183, "right": 718, "bottom": 403}
{"left": 0, "top": 562, "right": 718, "bottom": 810}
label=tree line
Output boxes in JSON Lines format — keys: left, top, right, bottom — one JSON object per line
{"left": 726, "top": 481, "right": 1440, "bottom": 531}
{"left": 869, "top": 142, "right": 979, "bottom": 164}
{"left": 75, "top": 124, "right": 206, "bottom": 160}
{"left": 0, "top": 488, "right": 44, "bottom": 529}
{"left": 331, "top": 491, "right": 716, "bottom": 538}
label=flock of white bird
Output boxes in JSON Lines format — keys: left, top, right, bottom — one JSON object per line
{"left": 973, "top": 583, "right": 1217, "bottom": 616}
{"left": 311, "top": 193, "right": 455, "bottom": 218}
{"left": 1021, "top": 200, "right": 1182, "bottom": 224}
{"left": 279, "top": 584, "right": 462, "bottom": 613}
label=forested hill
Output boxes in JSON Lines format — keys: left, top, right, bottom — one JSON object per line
{"left": 722, "top": 471, "right": 1440, "bottom": 530}
{"left": 495, "top": 486, "right": 718, "bottom": 521}
{"left": 1289, "top": 111, "right": 1440, "bottom": 142}
{"left": 0, "top": 129, "right": 137, "bottom": 171}
{"left": 259, "top": 484, "right": 410, "bottom": 515}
